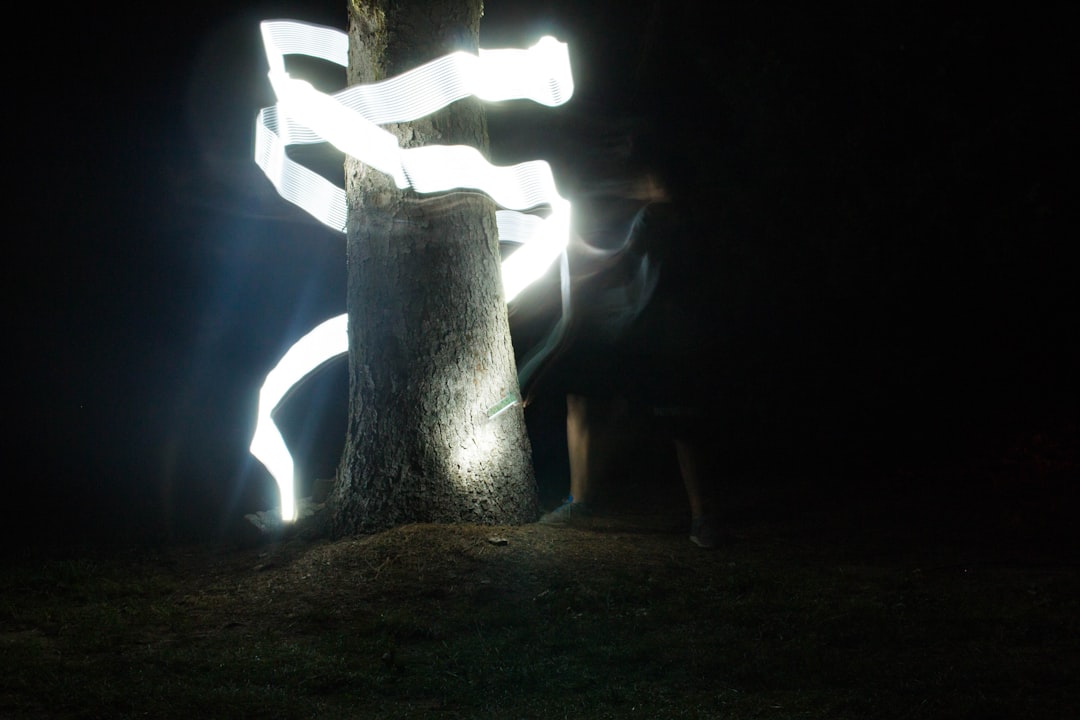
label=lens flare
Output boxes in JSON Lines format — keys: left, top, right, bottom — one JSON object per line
{"left": 251, "top": 20, "right": 575, "bottom": 521}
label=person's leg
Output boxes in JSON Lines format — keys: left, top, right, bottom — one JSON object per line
{"left": 539, "top": 394, "right": 595, "bottom": 524}
{"left": 675, "top": 437, "right": 707, "bottom": 518}
{"left": 674, "top": 431, "right": 720, "bottom": 548}
{"left": 566, "top": 393, "right": 591, "bottom": 503}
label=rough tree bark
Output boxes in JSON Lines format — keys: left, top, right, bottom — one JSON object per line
{"left": 328, "top": 0, "right": 537, "bottom": 535}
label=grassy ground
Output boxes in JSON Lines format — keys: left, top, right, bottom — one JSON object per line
{"left": 2, "top": 428, "right": 1077, "bottom": 719}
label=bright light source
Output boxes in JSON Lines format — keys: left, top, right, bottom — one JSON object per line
{"left": 251, "top": 20, "right": 575, "bottom": 521}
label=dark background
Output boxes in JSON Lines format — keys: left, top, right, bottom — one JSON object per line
{"left": 8, "top": 1, "right": 1076, "bottom": 548}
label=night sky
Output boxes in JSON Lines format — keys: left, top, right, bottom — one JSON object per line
{"left": 9, "top": 2, "right": 1076, "bottom": 547}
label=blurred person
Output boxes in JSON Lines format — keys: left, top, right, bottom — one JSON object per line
{"left": 528, "top": 171, "right": 722, "bottom": 548}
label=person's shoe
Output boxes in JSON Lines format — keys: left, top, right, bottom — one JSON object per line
{"left": 689, "top": 515, "right": 720, "bottom": 549}
{"left": 538, "top": 496, "right": 593, "bottom": 526}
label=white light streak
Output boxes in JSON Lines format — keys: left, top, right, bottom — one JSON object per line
{"left": 249, "top": 315, "right": 348, "bottom": 522}
{"left": 250, "top": 20, "right": 575, "bottom": 521}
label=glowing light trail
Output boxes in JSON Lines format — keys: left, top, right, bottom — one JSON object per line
{"left": 251, "top": 20, "right": 574, "bottom": 522}
{"left": 249, "top": 315, "right": 348, "bottom": 523}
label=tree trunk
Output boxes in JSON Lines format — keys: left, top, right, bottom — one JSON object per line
{"left": 329, "top": 0, "right": 537, "bottom": 535}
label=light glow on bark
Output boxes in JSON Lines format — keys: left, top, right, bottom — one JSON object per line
{"left": 250, "top": 20, "right": 574, "bottom": 521}
{"left": 448, "top": 418, "right": 504, "bottom": 491}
